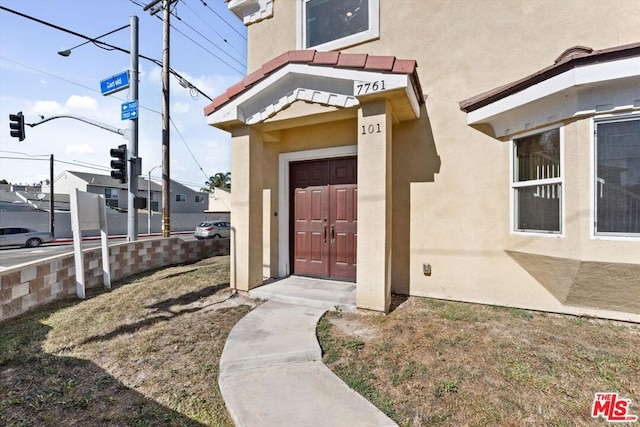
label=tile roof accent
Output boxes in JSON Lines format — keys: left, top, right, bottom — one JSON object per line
{"left": 204, "top": 50, "right": 423, "bottom": 117}
{"left": 459, "top": 42, "right": 640, "bottom": 113}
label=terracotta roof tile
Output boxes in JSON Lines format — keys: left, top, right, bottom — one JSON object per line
{"left": 261, "top": 51, "right": 291, "bottom": 75}
{"left": 225, "top": 81, "right": 246, "bottom": 99}
{"left": 204, "top": 92, "right": 230, "bottom": 116}
{"left": 336, "top": 53, "right": 368, "bottom": 68}
{"left": 243, "top": 69, "right": 265, "bottom": 87}
{"left": 392, "top": 59, "right": 417, "bottom": 74}
{"left": 312, "top": 51, "right": 340, "bottom": 65}
{"left": 289, "top": 50, "right": 316, "bottom": 63}
{"left": 204, "top": 50, "right": 423, "bottom": 117}
{"left": 364, "top": 55, "right": 396, "bottom": 71}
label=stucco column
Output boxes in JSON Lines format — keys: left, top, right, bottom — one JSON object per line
{"left": 230, "top": 126, "right": 264, "bottom": 291}
{"left": 357, "top": 99, "right": 392, "bottom": 312}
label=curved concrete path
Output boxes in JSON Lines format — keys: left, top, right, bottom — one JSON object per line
{"left": 219, "top": 290, "right": 397, "bottom": 426}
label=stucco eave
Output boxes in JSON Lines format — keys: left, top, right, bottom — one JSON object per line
{"left": 206, "top": 63, "right": 421, "bottom": 131}
{"left": 465, "top": 57, "right": 640, "bottom": 139}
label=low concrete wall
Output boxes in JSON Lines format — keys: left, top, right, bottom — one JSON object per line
{"left": 0, "top": 237, "right": 230, "bottom": 322}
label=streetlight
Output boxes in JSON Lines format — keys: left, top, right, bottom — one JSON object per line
{"left": 148, "top": 165, "right": 161, "bottom": 234}
{"left": 57, "top": 25, "right": 129, "bottom": 57}
{"left": 58, "top": 17, "right": 140, "bottom": 242}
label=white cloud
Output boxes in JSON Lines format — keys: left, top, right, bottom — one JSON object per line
{"left": 31, "top": 100, "right": 64, "bottom": 115}
{"left": 65, "top": 144, "right": 96, "bottom": 155}
{"left": 147, "top": 67, "right": 161, "bottom": 84}
{"left": 172, "top": 101, "right": 190, "bottom": 115}
{"left": 65, "top": 95, "right": 98, "bottom": 111}
{"left": 39, "top": 79, "right": 47, "bottom": 87}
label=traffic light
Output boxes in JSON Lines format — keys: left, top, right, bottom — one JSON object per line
{"left": 9, "top": 112, "right": 25, "bottom": 141}
{"left": 110, "top": 144, "right": 127, "bottom": 183}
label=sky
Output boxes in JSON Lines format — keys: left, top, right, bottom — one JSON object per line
{"left": 0, "top": 0, "right": 246, "bottom": 190}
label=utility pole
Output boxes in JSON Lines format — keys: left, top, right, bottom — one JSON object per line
{"left": 161, "top": 0, "right": 171, "bottom": 238}
{"left": 49, "top": 154, "right": 54, "bottom": 237}
{"left": 144, "top": 0, "right": 172, "bottom": 238}
{"left": 128, "top": 15, "right": 140, "bottom": 241}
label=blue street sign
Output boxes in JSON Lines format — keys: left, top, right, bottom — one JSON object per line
{"left": 100, "top": 71, "right": 130, "bottom": 96}
{"left": 121, "top": 100, "right": 138, "bottom": 121}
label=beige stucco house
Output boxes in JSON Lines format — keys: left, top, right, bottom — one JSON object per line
{"left": 205, "top": 0, "right": 640, "bottom": 322}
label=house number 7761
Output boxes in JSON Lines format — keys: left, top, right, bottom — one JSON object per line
{"left": 361, "top": 124, "right": 382, "bottom": 135}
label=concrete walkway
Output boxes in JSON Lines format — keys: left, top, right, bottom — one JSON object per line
{"left": 219, "top": 277, "right": 397, "bottom": 426}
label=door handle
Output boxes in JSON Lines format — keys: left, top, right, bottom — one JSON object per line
{"left": 323, "top": 224, "right": 327, "bottom": 244}
{"left": 330, "top": 224, "right": 335, "bottom": 243}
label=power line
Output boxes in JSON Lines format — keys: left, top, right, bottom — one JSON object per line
{"left": 173, "top": 7, "right": 246, "bottom": 69}
{"left": 199, "top": 0, "right": 246, "bottom": 40}
{"left": 136, "top": 2, "right": 245, "bottom": 75}
{"left": 169, "top": 117, "right": 210, "bottom": 181}
{"left": 180, "top": 0, "right": 246, "bottom": 61}
{"left": 0, "top": 57, "right": 162, "bottom": 115}
{"left": 0, "top": 5, "right": 213, "bottom": 101}
{"left": 169, "top": 20, "right": 245, "bottom": 75}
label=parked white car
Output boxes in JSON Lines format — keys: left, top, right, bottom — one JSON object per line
{"left": 0, "top": 227, "right": 54, "bottom": 248}
{"left": 194, "top": 221, "right": 230, "bottom": 239}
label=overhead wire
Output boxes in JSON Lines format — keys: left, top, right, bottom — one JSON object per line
{"left": 0, "top": 57, "right": 162, "bottom": 115}
{"left": 169, "top": 117, "right": 211, "bottom": 181}
{"left": 138, "top": 2, "right": 246, "bottom": 75}
{"left": 0, "top": 5, "right": 214, "bottom": 101}
{"left": 180, "top": 0, "right": 246, "bottom": 61}
{"left": 171, "top": 8, "right": 245, "bottom": 69}
{"left": 0, "top": 3, "right": 240, "bottom": 190}
{"left": 198, "top": 0, "right": 246, "bottom": 40}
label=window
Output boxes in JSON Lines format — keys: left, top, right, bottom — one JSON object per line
{"left": 594, "top": 116, "right": 640, "bottom": 236}
{"left": 195, "top": 195, "right": 205, "bottom": 203}
{"left": 105, "top": 188, "right": 119, "bottom": 208}
{"left": 175, "top": 193, "right": 186, "bottom": 203}
{"left": 150, "top": 191, "right": 159, "bottom": 212}
{"left": 512, "top": 128, "right": 563, "bottom": 234}
{"left": 299, "top": 0, "right": 379, "bottom": 51}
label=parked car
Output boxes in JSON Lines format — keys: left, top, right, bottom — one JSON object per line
{"left": 0, "top": 227, "right": 54, "bottom": 248}
{"left": 194, "top": 221, "right": 230, "bottom": 239}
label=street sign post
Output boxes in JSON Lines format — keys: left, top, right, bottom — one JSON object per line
{"left": 100, "top": 71, "right": 130, "bottom": 96}
{"left": 121, "top": 100, "right": 138, "bottom": 120}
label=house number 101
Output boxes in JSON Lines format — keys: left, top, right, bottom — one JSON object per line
{"left": 361, "top": 123, "right": 382, "bottom": 135}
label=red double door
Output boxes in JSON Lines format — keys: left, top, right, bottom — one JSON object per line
{"left": 290, "top": 157, "right": 357, "bottom": 282}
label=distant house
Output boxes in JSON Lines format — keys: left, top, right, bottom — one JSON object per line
{"left": 205, "top": 187, "right": 231, "bottom": 213}
{"left": 0, "top": 186, "right": 69, "bottom": 212}
{"left": 0, "top": 191, "right": 34, "bottom": 212}
{"left": 42, "top": 171, "right": 209, "bottom": 214}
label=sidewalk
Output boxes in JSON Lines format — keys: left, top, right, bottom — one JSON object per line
{"left": 218, "top": 278, "right": 397, "bottom": 426}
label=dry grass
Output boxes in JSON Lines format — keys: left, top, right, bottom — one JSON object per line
{"left": 318, "top": 296, "right": 640, "bottom": 427}
{"left": 3, "top": 257, "right": 639, "bottom": 426}
{"left": 0, "top": 256, "right": 254, "bottom": 427}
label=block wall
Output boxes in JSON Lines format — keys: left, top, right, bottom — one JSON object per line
{"left": 0, "top": 237, "right": 230, "bottom": 321}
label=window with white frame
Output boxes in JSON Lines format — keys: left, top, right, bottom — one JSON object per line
{"left": 175, "top": 194, "right": 186, "bottom": 202}
{"left": 104, "top": 188, "right": 119, "bottom": 208}
{"left": 594, "top": 116, "right": 640, "bottom": 236}
{"left": 299, "top": 0, "right": 379, "bottom": 51}
{"left": 195, "top": 195, "right": 205, "bottom": 203}
{"left": 512, "top": 128, "right": 562, "bottom": 234}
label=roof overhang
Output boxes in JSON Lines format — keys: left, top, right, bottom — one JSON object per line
{"left": 460, "top": 43, "right": 640, "bottom": 139}
{"left": 205, "top": 56, "right": 424, "bottom": 132}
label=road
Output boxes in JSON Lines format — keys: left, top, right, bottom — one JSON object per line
{"left": 0, "top": 242, "right": 100, "bottom": 270}
{"left": 0, "top": 234, "right": 195, "bottom": 270}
